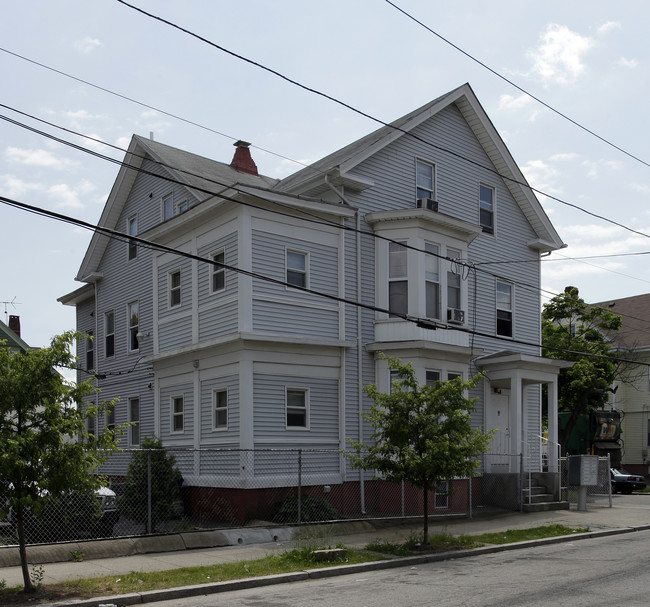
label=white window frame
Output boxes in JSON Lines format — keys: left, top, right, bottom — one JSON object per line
{"left": 286, "top": 387, "right": 309, "bottom": 430}
{"left": 104, "top": 310, "right": 115, "bottom": 358}
{"left": 211, "top": 250, "right": 226, "bottom": 294}
{"left": 85, "top": 331, "right": 94, "bottom": 372}
{"left": 213, "top": 389, "right": 228, "bottom": 430}
{"left": 286, "top": 249, "right": 308, "bottom": 289}
{"left": 447, "top": 371, "right": 463, "bottom": 381}
{"left": 389, "top": 240, "right": 408, "bottom": 317}
{"left": 496, "top": 280, "right": 514, "bottom": 338}
{"left": 128, "top": 301, "right": 139, "bottom": 353}
{"left": 446, "top": 247, "right": 462, "bottom": 313}
{"left": 128, "top": 215, "right": 138, "bottom": 260}
{"left": 424, "top": 242, "right": 440, "bottom": 320}
{"left": 171, "top": 395, "right": 184, "bottom": 433}
{"left": 162, "top": 192, "right": 174, "bottom": 221}
{"left": 425, "top": 369, "right": 441, "bottom": 386}
{"left": 479, "top": 183, "right": 495, "bottom": 234}
{"left": 415, "top": 158, "right": 435, "bottom": 201}
{"left": 178, "top": 200, "right": 188, "bottom": 214}
{"left": 106, "top": 406, "right": 115, "bottom": 433}
{"left": 129, "top": 397, "right": 140, "bottom": 446}
{"left": 169, "top": 269, "right": 181, "bottom": 308}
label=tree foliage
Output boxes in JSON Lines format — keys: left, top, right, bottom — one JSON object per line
{"left": 0, "top": 332, "right": 119, "bottom": 593}
{"left": 349, "top": 356, "right": 492, "bottom": 544}
{"left": 541, "top": 287, "right": 622, "bottom": 452}
{"left": 120, "top": 436, "right": 183, "bottom": 532}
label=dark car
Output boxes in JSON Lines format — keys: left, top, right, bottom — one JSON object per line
{"left": 610, "top": 468, "right": 646, "bottom": 494}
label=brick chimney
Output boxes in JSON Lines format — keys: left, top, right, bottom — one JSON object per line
{"left": 9, "top": 315, "right": 20, "bottom": 338}
{"left": 230, "top": 140, "right": 258, "bottom": 176}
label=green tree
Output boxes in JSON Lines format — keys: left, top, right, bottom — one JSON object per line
{"left": 120, "top": 436, "right": 183, "bottom": 532}
{"left": 0, "top": 332, "right": 119, "bottom": 593}
{"left": 542, "top": 287, "right": 622, "bottom": 453}
{"left": 349, "top": 356, "right": 492, "bottom": 545}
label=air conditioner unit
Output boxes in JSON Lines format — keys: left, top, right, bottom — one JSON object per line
{"left": 416, "top": 197, "right": 438, "bottom": 212}
{"left": 447, "top": 308, "right": 465, "bottom": 324}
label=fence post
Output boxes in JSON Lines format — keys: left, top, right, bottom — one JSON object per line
{"left": 297, "top": 449, "right": 302, "bottom": 524}
{"left": 468, "top": 473, "right": 473, "bottom": 519}
{"left": 147, "top": 450, "right": 152, "bottom": 535}
{"left": 519, "top": 452, "right": 524, "bottom": 512}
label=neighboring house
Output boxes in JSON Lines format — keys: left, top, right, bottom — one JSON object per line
{"left": 0, "top": 316, "right": 29, "bottom": 352}
{"left": 595, "top": 293, "right": 650, "bottom": 475}
{"left": 59, "top": 83, "right": 568, "bottom": 514}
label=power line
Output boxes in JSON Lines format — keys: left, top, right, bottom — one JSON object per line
{"left": 384, "top": 0, "right": 650, "bottom": 171}
{"left": 113, "top": 0, "right": 650, "bottom": 243}
{"left": 2, "top": 193, "right": 646, "bottom": 367}
{"left": 0, "top": 46, "right": 313, "bottom": 174}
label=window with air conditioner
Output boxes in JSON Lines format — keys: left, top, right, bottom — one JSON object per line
{"left": 415, "top": 159, "right": 436, "bottom": 209}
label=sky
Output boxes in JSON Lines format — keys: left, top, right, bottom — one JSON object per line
{"left": 1, "top": 0, "right": 650, "bottom": 349}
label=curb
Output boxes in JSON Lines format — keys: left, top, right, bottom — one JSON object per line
{"left": 43, "top": 525, "right": 650, "bottom": 607}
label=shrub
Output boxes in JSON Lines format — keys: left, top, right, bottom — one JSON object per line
{"left": 272, "top": 494, "right": 338, "bottom": 523}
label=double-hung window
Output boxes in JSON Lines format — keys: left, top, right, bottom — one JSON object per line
{"left": 106, "top": 407, "right": 115, "bottom": 433}
{"left": 389, "top": 241, "right": 408, "bottom": 317}
{"left": 447, "top": 248, "right": 462, "bottom": 311}
{"left": 172, "top": 396, "right": 184, "bottom": 432}
{"left": 128, "top": 301, "right": 139, "bottom": 352}
{"left": 425, "top": 242, "right": 440, "bottom": 319}
{"left": 129, "top": 397, "right": 140, "bottom": 446}
{"left": 128, "top": 215, "right": 138, "bottom": 260}
{"left": 479, "top": 184, "right": 495, "bottom": 234}
{"left": 286, "top": 388, "right": 308, "bottom": 429}
{"left": 163, "top": 193, "right": 174, "bottom": 220}
{"left": 85, "top": 331, "right": 94, "bottom": 372}
{"left": 496, "top": 280, "right": 513, "bottom": 337}
{"left": 426, "top": 370, "right": 441, "bottom": 386}
{"left": 169, "top": 270, "right": 181, "bottom": 307}
{"left": 211, "top": 251, "right": 225, "bottom": 293}
{"left": 286, "top": 250, "right": 307, "bottom": 288}
{"left": 214, "top": 389, "right": 228, "bottom": 430}
{"left": 416, "top": 159, "right": 435, "bottom": 201}
{"left": 105, "top": 310, "right": 115, "bottom": 358}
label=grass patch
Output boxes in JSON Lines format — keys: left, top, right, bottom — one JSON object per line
{"left": 0, "top": 546, "right": 383, "bottom": 605}
{"left": 365, "top": 524, "right": 588, "bottom": 556}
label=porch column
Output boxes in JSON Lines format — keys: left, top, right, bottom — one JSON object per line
{"left": 547, "top": 378, "right": 559, "bottom": 473}
{"left": 511, "top": 372, "right": 522, "bottom": 473}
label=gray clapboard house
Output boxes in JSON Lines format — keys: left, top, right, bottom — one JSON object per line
{"left": 60, "top": 83, "right": 568, "bottom": 513}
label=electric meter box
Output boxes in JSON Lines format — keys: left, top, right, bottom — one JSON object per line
{"left": 568, "top": 454, "right": 599, "bottom": 486}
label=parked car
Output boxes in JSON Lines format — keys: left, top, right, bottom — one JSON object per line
{"left": 610, "top": 468, "right": 646, "bottom": 494}
{"left": 2, "top": 484, "right": 119, "bottom": 543}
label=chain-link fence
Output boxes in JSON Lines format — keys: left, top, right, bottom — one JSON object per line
{"left": 1, "top": 448, "right": 613, "bottom": 546}
{"left": 560, "top": 455, "right": 613, "bottom": 507}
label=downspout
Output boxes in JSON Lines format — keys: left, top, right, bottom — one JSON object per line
{"left": 325, "top": 175, "right": 365, "bottom": 514}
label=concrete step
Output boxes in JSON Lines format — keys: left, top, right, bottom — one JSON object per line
{"left": 522, "top": 501, "right": 570, "bottom": 513}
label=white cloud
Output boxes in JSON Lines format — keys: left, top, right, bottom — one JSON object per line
{"left": 498, "top": 93, "right": 533, "bottom": 111}
{"left": 0, "top": 174, "right": 41, "bottom": 198}
{"left": 5, "top": 147, "right": 74, "bottom": 169}
{"left": 618, "top": 57, "right": 638, "bottom": 68}
{"left": 528, "top": 24, "right": 594, "bottom": 84}
{"left": 597, "top": 21, "right": 621, "bottom": 34}
{"left": 580, "top": 159, "right": 622, "bottom": 178}
{"left": 74, "top": 37, "right": 101, "bottom": 54}
{"left": 550, "top": 152, "right": 579, "bottom": 162}
{"left": 65, "top": 110, "right": 106, "bottom": 121}
{"left": 520, "top": 159, "right": 560, "bottom": 194}
{"left": 48, "top": 181, "right": 96, "bottom": 209}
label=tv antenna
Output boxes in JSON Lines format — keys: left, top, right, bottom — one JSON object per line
{"left": 1, "top": 297, "right": 21, "bottom": 324}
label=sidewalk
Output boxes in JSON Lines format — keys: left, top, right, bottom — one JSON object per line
{"left": 2, "top": 495, "right": 650, "bottom": 602}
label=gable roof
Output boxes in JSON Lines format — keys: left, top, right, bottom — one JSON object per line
{"left": 0, "top": 319, "right": 30, "bottom": 352}
{"left": 76, "top": 136, "right": 279, "bottom": 281}
{"left": 593, "top": 293, "right": 650, "bottom": 350}
{"left": 275, "top": 83, "right": 564, "bottom": 252}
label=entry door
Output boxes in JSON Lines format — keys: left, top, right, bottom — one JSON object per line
{"left": 487, "top": 392, "right": 510, "bottom": 472}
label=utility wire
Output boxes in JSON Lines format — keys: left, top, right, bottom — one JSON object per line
{"left": 384, "top": 0, "right": 650, "bottom": 170}
{"left": 0, "top": 46, "right": 312, "bottom": 174}
{"left": 0, "top": 105, "right": 560, "bottom": 301}
{"left": 1, "top": 193, "right": 646, "bottom": 368}
{"left": 114, "top": 0, "right": 650, "bottom": 243}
